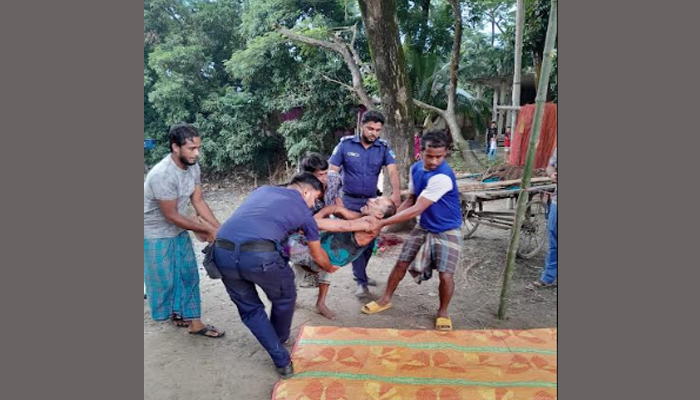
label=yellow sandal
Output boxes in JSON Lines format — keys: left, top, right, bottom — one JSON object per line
{"left": 361, "top": 301, "right": 392, "bottom": 315}
{"left": 435, "top": 316, "right": 452, "bottom": 331}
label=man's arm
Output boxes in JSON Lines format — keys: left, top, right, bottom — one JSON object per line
{"left": 329, "top": 164, "right": 341, "bottom": 173}
{"left": 191, "top": 185, "right": 221, "bottom": 229}
{"left": 317, "top": 217, "right": 376, "bottom": 232}
{"left": 386, "top": 163, "right": 401, "bottom": 207}
{"left": 158, "top": 200, "right": 217, "bottom": 242}
{"left": 397, "top": 194, "right": 416, "bottom": 213}
{"left": 379, "top": 196, "right": 434, "bottom": 228}
{"left": 546, "top": 165, "right": 557, "bottom": 183}
{"left": 307, "top": 240, "right": 339, "bottom": 273}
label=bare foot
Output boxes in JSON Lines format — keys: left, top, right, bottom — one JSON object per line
{"left": 316, "top": 304, "right": 337, "bottom": 320}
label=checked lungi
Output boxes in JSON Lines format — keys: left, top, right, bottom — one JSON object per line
{"left": 398, "top": 225, "right": 463, "bottom": 284}
{"left": 144, "top": 231, "right": 201, "bottom": 321}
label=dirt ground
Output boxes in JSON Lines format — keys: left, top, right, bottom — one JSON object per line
{"left": 144, "top": 180, "right": 557, "bottom": 400}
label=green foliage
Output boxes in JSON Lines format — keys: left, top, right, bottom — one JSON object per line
{"left": 144, "top": 0, "right": 357, "bottom": 173}
{"left": 143, "top": 0, "right": 554, "bottom": 173}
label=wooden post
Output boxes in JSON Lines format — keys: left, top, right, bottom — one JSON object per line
{"left": 510, "top": 0, "right": 525, "bottom": 135}
{"left": 492, "top": 86, "right": 499, "bottom": 124}
{"left": 499, "top": 81, "right": 508, "bottom": 135}
{"left": 498, "top": 0, "right": 557, "bottom": 320}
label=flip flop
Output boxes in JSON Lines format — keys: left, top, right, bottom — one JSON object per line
{"left": 361, "top": 301, "right": 392, "bottom": 315}
{"left": 189, "top": 325, "right": 225, "bottom": 338}
{"left": 435, "top": 317, "right": 452, "bottom": 331}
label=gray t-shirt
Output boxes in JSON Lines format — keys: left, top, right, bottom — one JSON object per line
{"left": 144, "top": 154, "right": 201, "bottom": 238}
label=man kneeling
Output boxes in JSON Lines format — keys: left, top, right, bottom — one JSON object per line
{"left": 288, "top": 197, "right": 396, "bottom": 319}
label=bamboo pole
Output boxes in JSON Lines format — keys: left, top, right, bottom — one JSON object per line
{"left": 498, "top": 0, "right": 557, "bottom": 320}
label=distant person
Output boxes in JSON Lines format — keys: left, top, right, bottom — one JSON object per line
{"left": 361, "top": 130, "right": 464, "bottom": 332}
{"left": 414, "top": 131, "right": 422, "bottom": 160}
{"left": 488, "top": 135, "right": 498, "bottom": 160}
{"left": 531, "top": 147, "right": 557, "bottom": 288}
{"left": 485, "top": 121, "right": 497, "bottom": 154}
{"left": 143, "top": 123, "right": 224, "bottom": 338}
{"left": 504, "top": 126, "right": 511, "bottom": 157}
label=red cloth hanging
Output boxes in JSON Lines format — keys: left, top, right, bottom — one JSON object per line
{"left": 509, "top": 103, "right": 557, "bottom": 168}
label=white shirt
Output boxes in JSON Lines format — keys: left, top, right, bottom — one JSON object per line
{"left": 407, "top": 172, "right": 453, "bottom": 202}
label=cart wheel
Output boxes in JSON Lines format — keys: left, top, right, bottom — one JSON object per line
{"left": 517, "top": 199, "right": 548, "bottom": 258}
{"left": 461, "top": 201, "right": 480, "bottom": 239}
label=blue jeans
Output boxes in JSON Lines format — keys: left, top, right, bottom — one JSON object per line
{"left": 352, "top": 237, "right": 376, "bottom": 287}
{"left": 540, "top": 202, "right": 558, "bottom": 284}
{"left": 488, "top": 148, "right": 497, "bottom": 159}
{"left": 214, "top": 246, "right": 295, "bottom": 368}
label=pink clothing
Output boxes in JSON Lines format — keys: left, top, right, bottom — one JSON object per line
{"left": 414, "top": 136, "right": 421, "bottom": 158}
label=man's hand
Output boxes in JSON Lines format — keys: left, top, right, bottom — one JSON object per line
{"left": 391, "top": 193, "right": 401, "bottom": 208}
{"left": 324, "top": 264, "right": 340, "bottom": 274}
{"left": 550, "top": 171, "right": 557, "bottom": 183}
{"left": 359, "top": 216, "right": 379, "bottom": 231}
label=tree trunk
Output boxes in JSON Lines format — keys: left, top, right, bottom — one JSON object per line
{"left": 358, "top": 0, "right": 414, "bottom": 189}
{"left": 510, "top": 0, "right": 525, "bottom": 134}
{"left": 498, "top": 0, "right": 557, "bottom": 320}
{"left": 498, "top": 81, "right": 508, "bottom": 135}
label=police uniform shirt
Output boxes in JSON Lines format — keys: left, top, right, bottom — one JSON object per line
{"left": 217, "top": 186, "right": 320, "bottom": 244}
{"left": 329, "top": 135, "right": 396, "bottom": 211}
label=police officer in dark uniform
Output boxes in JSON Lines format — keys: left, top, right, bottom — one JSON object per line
{"left": 329, "top": 110, "right": 401, "bottom": 297}
{"left": 212, "top": 173, "right": 336, "bottom": 379}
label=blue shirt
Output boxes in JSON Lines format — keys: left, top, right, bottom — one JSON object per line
{"left": 411, "top": 160, "right": 463, "bottom": 233}
{"left": 329, "top": 135, "right": 396, "bottom": 211}
{"left": 217, "top": 186, "right": 320, "bottom": 244}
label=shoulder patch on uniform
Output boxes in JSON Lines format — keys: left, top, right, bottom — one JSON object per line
{"left": 389, "top": 149, "right": 396, "bottom": 158}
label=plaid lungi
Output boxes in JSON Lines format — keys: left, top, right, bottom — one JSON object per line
{"left": 144, "top": 231, "right": 201, "bottom": 321}
{"left": 398, "top": 225, "right": 462, "bottom": 283}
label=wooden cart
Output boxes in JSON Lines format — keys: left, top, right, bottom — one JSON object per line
{"left": 458, "top": 177, "right": 555, "bottom": 259}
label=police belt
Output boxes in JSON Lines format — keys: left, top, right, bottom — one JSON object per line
{"left": 214, "top": 238, "right": 278, "bottom": 253}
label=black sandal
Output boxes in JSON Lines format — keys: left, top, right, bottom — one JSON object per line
{"left": 189, "top": 325, "right": 225, "bottom": 338}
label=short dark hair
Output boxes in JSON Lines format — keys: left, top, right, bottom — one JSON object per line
{"left": 361, "top": 110, "right": 385, "bottom": 125}
{"left": 420, "top": 129, "right": 450, "bottom": 151}
{"left": 168, "top": 123, "right": 200, "bottom": 151}
{"left": 299, "top": 152, "right": 329, "bottom": 173}
{"left": 382, "top": 203, "right": 397, "bottom": 219}
{"left": 289, "top": 172, "right": 323, "bottom": 192}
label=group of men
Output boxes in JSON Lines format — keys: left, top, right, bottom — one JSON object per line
{"left": 143, "top": 111, "right": 558, "bottom": 380}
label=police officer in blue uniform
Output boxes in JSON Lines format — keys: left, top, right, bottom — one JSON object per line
{"left": 329, "top": 110, "right": 401, "bottom": 297}
{"left": 212, "top": 172, "right": 336, "bottom": 379}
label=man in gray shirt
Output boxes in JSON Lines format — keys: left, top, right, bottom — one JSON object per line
{"left": 144, "top": 123, "right": 224, "bottom": 338}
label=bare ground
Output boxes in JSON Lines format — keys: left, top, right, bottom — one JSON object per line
{"left": 144, "top": 180, "right": 557, "bottom": 400}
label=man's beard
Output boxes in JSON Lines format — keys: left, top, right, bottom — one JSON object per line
{"left": 180, "top": 155, "right": 197, "bottom": 166}
{"left": 361, "top": 134, "right": 376, "bottom": 143}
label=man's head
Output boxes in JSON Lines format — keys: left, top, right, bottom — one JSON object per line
{"left": 490, "top": 121, "right": 497, "bottom": 128}
{"left": 289, "top": 172, "right": 324, "bottom": 209}
{"left": 420, "top": 130, "right": 450, "bottom": 171}
{"left": 360, "top": 197, "right": 397, "bottom": 219}
{"left": 299, "top": 152, "right": 329, "bottom": 186}
{"left": 360, "top": 110, "right": 385, "bottom": 144}
{"left": 169, "top": 123, "right": 201, "bottom": 166}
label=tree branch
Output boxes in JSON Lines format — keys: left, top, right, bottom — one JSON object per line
{"left": 276, "top": 25, "right": 375, "bottom": 110}
{"left": 413, "top": 99, "right": 446, "bottom": 118}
